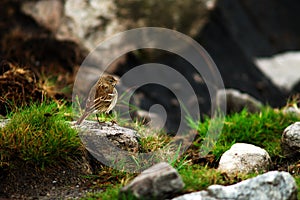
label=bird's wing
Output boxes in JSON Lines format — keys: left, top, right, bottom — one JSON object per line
{"left": 84, "top": 84, "right": 97, "bottom": 113}
{"left": 106, "top": 88, "right": 118, "bottom": 113}
{"left": 92, "top": 83, "right": 115, "bottom": 112}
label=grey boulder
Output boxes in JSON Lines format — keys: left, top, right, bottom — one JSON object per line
{"left": 120, "top": 162, "right": 184, "bottom": 200}
{"left": 216, "top": 89, "right": 263, "bottom": 114}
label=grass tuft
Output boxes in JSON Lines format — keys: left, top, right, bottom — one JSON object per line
{"left": 190, "top": 107, "right": 300, "bottom": 160}
{"left": 294, "top": 176, "right": 300, "bottom": 199}
{"left": 0, "top": 101, "right": 83, "bottom": 168}
{"left": 179, "top": 164, "right": 257, "bottom": 192}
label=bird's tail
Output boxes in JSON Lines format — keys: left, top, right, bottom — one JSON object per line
{"left": 75, "top": 111, "right": 90, "bottom": 125}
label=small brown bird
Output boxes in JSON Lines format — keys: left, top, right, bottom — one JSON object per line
{"left": 76, "top": 75, "right": 118, "bottom": 125}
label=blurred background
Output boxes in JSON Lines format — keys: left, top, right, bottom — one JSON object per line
{"left": 1, "top": 0, "right": 299, "bottom": 131}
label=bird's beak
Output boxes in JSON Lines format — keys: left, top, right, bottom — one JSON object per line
{"left": 114, "top": 76, "right": 120, "bottom": 84}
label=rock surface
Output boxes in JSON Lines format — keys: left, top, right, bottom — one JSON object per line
{"left": 22, "top": 0, "right": 124, "bottom": 51}
{"left": 21, "top": 0, "right": 64, "bottom": 32}
{"left": 120, "top": 162, "right": 184, "bottom": 200}
{"left": 74, "top": 120, "right": 140, "bottom": 169}
{"left": 173, "top": 171, "right": 297, "bottom": 200}
{"left": 218, "top": 143, "right": 271, "bottom": 175}
{"left": 282, "top": 106, "right": 300, "bottom": 118}
{"left": 281, "top": 122, "right": 300, "bottom": 158}
{"left": 216, "top": 89, "right": 263, "bottom": 113}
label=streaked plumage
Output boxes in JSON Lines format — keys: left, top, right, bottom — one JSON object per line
{"left": 76, "top": 75, "right": 118, "bottom": 125}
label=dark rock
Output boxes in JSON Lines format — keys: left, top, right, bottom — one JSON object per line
{"left": 120, "top": 162, "right": 184, "bottom": 200}
{"left": 195, "top": 0, "right": 291, "bottom": 108}
{"left": 113, "top": 50, "right": 214, "bottom": 133}
{"left": 110, "top": 0, "right": 300, "bottom": 132}
{"left": 216, "top": 89, "right": 263, "bottom": 113}
{"left": 292, "top": 80, "right": 300, "bottom": 93}
{"left": 133, "top": 109, "right": 165, "bottom": 129}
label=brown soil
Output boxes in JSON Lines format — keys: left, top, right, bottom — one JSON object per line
{"left": 0, "top": 155, "right": 106, "bottom": 199}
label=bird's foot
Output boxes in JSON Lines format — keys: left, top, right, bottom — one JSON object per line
{"left": 109, "top": 119, "right": 117, "bottom": 126}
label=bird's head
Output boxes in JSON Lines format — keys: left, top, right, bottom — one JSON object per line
{"left": 102, "top": 75, "right": 118, "bottom": 87}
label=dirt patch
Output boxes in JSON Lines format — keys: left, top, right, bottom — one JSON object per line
{"left": 0, "top": 155, "right": 105, "bottom": 199}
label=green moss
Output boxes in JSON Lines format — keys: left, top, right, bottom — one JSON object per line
{"left": 191, "top": 107, "right": 299, "bottom": 160}
{"left": 294, "top": 175, "right": 300, "bottom": 199}
{"left": 82, "top": 185, "right": 121, "bottom": 200}
{"left": 0, "top": 101, "right": 83, "bottom": 168}
{"left": 179, "top": 164, "right": 257, "bottom": 192}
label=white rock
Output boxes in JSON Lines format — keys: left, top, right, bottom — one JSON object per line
{"left": 255, "top": 51, "right": 300, "bottom": 91}
{"left": 218, "top": 143, "right": 271, "bottom": 175}
{"left": 173, "top": 171, "right": 297, "bottom": 200}
{"left": 281, "top": 122, "right": 300, "bottom": 157}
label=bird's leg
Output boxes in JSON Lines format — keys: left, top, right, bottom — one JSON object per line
{"left": 110, "top": 119, "right": 117, "bottom": 126}
{"left": 110, "top": 114, "right": 117, "bottom": 125}
{"left": 96, "top": 113, "right": 101, "bottom": 123}
{"left": 106, "top": 112, "right": 117, "bottom": 126}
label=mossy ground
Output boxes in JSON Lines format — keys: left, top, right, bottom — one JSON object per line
{"left": 0, "top": 101, "right": 83, "bottom": 168}
{"left": 0, "top": 101, "right": 300, "bottom": 199}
